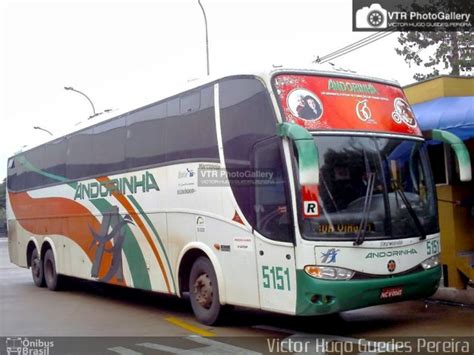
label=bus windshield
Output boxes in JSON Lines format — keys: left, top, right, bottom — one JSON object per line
{"left": 299, "top": 135, "right": 438, "bottom": 241}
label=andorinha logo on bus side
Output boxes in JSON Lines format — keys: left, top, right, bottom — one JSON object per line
{"left": 74, "top": 171, "right": 159, "bottom": 200}
{"left": 365, "top": 248, "right": 418, "bottom": 259}
{"left": 327, "top": 79, "right": 379, "bottom": 95}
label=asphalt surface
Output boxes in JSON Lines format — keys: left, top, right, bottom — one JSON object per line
{"left": 1, "top": 238, "right": 473, "bottom": 354}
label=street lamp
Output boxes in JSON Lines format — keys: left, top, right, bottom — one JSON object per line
{"left": 64, "top": 86, "right": 113, "bottom": 120}
{"left": 197, "top": 0, "right": 210, "bottom": 76}
{"left": 64, "top": 86, "right": 97, "bottom": 119}
{"left": 33, "top": 126, "right": 53, "bottom": 136}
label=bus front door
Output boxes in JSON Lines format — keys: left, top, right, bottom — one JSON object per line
{"left": 255, "top": 234, "right": 296, "bottom": 314}
{"left": 252, "top": 136, "right": 297, "bottom": 314}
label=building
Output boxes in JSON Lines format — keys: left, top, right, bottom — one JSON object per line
{"left": 405, "top": 76, "right": 474, "bottom": 289}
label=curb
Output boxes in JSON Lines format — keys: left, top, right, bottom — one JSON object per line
{"left": 430, "top": 286, "right": 474, "bottom": 306}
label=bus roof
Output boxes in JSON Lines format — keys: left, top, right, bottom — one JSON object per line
{"left": 10, "top": 65, "right": 401, "bottom": 157}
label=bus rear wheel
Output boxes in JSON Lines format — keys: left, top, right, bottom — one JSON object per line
{"left": 43, "top": 249, "right": 63, "bottom": 291}
{"left": 189, "top": 257, "right": 222, "bottom": 325}
{"left": 30, "top": 248, "right": 45, "bottom": 287}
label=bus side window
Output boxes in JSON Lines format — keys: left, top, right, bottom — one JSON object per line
{"left": 93, "top": 117, "right": 126, "bottom": 175}
{"left": 43, "top": 138, "right": 67, "bottom": 184}
{"left": 24, "top": 147, "right": 46, "bottom": 189}
{"left": 125, "top": 102, "right": 168, "bottom": 169}
{"left": 125, "top": 85, "right": 219, "bottom": 169}
{"left": 66, "top": 128, "right": 94, "bottom": 180}
{"left": 166, "top": 87, "right": 218, "bottom": 162}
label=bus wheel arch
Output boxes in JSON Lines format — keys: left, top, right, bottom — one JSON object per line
{"left": 26, "top": 238, "right": 40, "bottom": 268}
{"left": 177, "top": 243, "right": 227, "bottom": 304}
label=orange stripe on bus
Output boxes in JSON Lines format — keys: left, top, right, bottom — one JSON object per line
{"left": 96, "top": 176, "right": 172, "bottom": 293}
{"left": 8, "top": 191, "right": 121, "bottom": 285}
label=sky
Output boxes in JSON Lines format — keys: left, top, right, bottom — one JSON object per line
{"left": 0, "top": 0, "right": 442, "bottom": 181}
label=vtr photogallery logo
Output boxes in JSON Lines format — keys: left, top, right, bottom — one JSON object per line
{"left": 353, "top": 0, "right": 472, "bottom": 32}
{"left": 5, "top": 337, "right": 54, "bottom": 355}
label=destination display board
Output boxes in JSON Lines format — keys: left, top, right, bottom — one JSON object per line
{"left": 273, "top": 74, "right": 422, "bottom": 136}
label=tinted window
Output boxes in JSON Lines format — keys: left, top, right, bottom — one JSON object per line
{"left": 126, "top": 86, "right": 218, "bottom": 169}
{"left": 180, "top": 91, "right": 200, "bottom": 114}
{"left": 93, "top": 117, "right": 126, "bottom": 175}
{"left": 220, "top": 78, "right": 275, "bottom": 166}
{"left": 66, "top": 128, "right": 94, "bottom": 179}
{"left": 7, "top": 155, "right": 27, "bottom": 191}
{"left": 8, "top": 84, "right": 219, "bottom": 190}
{"left": 168, "top": 98, "right": 180, "bottom": 116}
{"left": 220, "top": 77, "right": 291, "bottom": 241}
{"left": 166, "top": 87, "right": 218, "bottom": 162}
{"left": 427, "top": 143, "right": 446, "bottom": 184}
{"left": 253, "top": 138, "right": 292, "bottom": 242}
{"left": 126, "top": 103, "right": 168, "bottom": 168}
{"left": 25, "top": 147, "right": 47, "bottom": 188}
{"left": 43, "top": 138, "right": 67, "bottom": 183}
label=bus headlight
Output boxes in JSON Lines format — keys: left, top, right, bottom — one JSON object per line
{"left": 304, "top": 265, "right": 355, "bottom": 280}
{"left": 421, "top": 255, "right": 440, "bottom": 270}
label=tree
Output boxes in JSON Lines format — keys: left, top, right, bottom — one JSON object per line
{"left": 395, "top": 31, "right": 472, "bottom": 81}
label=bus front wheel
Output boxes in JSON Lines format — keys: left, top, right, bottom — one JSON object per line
{"left": 43, "top": 249, "right": 63, "bottom": 291}
{"left": 30, "top": 248, "right": 45, "bottom": 287}
{"left": 189, "top": 257, "right": 222, "bottom": 325}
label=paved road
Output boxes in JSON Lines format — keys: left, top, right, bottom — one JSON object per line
{"left": 1, "top": 238, "right": 473, "bottom": 354}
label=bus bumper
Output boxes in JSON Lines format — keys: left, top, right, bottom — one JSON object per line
{"left": 295, "top": 266, "right": 441, "bottom": 316}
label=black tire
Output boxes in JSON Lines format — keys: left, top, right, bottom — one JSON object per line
{"left": 43, "top": 249, "right": 63, "bottom": 291}
{"left": 30, "top": 248, "right": 45, "bottom": 287}
{"left": 189, "top": 257, "right": 223, "bottom": 325}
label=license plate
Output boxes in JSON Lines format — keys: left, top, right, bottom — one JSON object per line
{"left": 380, "top": 286, "right": 403, "bottom": 299}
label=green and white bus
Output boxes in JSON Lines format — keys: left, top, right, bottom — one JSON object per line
{"left": 7, "top": 69, "right": 471, "bottom": 325}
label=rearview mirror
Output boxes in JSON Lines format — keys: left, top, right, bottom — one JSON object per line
{"left": 423, "top": 129, "right": 472, "bottom": 182}
{"left": 277, "top": 123, "right": 319, "bottom": 186}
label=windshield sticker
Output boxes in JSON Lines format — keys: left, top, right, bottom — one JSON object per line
{"left": 391, "top": 98, "right": 417, "bottom": 128}
{"left": 355, "top": 99, "right": 376, "bottom": 124}
{"left": 302, "top": 185, "right": 320, "bottom": 218}
{"left": 274, "top": 74, "right": 422, "bottom": 136}
{"left": 287, "top": 88, "right": 323, "bottom": 121}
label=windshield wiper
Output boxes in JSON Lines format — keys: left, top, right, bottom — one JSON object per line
{"left": 392, "top": 180, "right": 426, "bottom": 240}
{"left": 354, "top": 172, "right": 375, "bottom": 246}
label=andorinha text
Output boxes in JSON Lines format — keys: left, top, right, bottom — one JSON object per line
{"left": 74, "top": 172, "right": 159, "bottom": 200}
{"left": 365, "top": 249, "right": 418, "bottom": 259}
{"left": 328, "top": 79, "right": 378, "bottom": 95}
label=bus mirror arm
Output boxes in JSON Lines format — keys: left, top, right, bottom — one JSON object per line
{"left": 423, "top": 129, "right": 472, "bottom": 182}
{"left": 277, "top": 123, "right": 319, "bottom": 186}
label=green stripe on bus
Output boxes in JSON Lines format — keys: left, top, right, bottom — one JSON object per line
{"left": 128, "top": 195, "right": 176, "bottom": 293}
{"left": 91, "top": 198, "right": 152, "bottom": 291}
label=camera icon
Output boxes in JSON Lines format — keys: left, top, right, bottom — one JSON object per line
{"left": 356, "top": 3, "right": 388, "bottom": 29}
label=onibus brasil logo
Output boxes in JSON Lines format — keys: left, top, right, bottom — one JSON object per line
{"left": 6, "top": 337, "right": 54, "bottom": 355}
